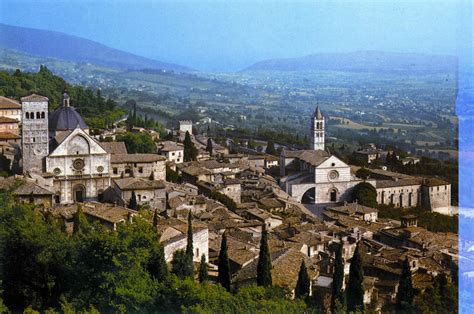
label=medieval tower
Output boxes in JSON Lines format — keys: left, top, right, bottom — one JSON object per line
{"left": 21, "top": 94, "right": 49, "bottom": 173}
{"left": 310, "top": 105, "right": 325, "bottom": 150}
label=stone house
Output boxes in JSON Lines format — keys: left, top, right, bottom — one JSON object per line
{"left": 110, "top": 153, "right": 166, "bottom": 181}
{"left": 157, "top": 140, "right": 184, "bottom": 164}
{"left": 156, "top": 217, "right": 209, "bottom": 263}
{"left": 113, "top": 177, "right": 166, "bottom": 209}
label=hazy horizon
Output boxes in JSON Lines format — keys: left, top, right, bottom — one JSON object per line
{"left": 0, "top": 0, "right": 472, "bottom": 71}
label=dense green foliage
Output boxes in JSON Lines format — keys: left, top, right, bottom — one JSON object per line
{"left": 116, "top": 132, "right": 156, "bottom": 154}
{"left": 209, "top": 190, "right": 237, "bottom": 212}
{"left": 186, "top": 212, "right": 193, "bottom": 257}
{"left": 346, "top": 242, "right": 364, "bottom": 313}
{"left": 351, "top": 182, "right": 377, "bottom": 208}
{"left": 183, "top": 131, "right": 198, "bottom": 162}
{"left": 171, "top": 249, "right": 193, "bottom": 280}
{"left": 295, "top": 261, "right": 310, "bottom": 298}
{"left": 415, "top": 274, "right": 458, "bottom": 314}
{"left": 396, "top": 258, "right": 414, "bottom": 312}
{"left": 166, "top": 165, "right": 182, "bottom": 183}
{"left": 257, "top": 225, "right": 272, "bottom": 287}
{"left": 217, "top": 232, "right": 231, "bottom": 291}
{"left": 331, "top": 242, "right": 345, "bottom": 313}
{"left": 355, "top": 168, "right": 372, "bottom": 180}
{"left": 378, "top": 205, "right": 458, "bottom": 233}
{"left": 0, "top": 67, "right": 125, "bottom": 129}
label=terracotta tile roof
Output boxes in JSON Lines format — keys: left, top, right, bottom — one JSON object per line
{"left": 100, "top": 141, "right": 128, "bottom": 155}
{"left": 422, "top": 178, "right": 449, "bottom": 187}
{"left": 13, "top": 181, "right": 54, "bottom": 196}
{"left": 114, "top": 177, "right": 165, "bottom": 191}
{"left": 282, "top": 149, "right": 331, "bottom": 167}
{"left": 0, "top": 116, "right": 18, "bottom": 123}
{"left": 111, "top": 153, "right": 166, "bottom": 163}
{"left": 375, "top": 178, "right": 422, "bottom": 188}
{"left": 181, "top": 165, "right": 212, "bottom": 176}
{"left": 20, "top": 94, "right": 49, "bottom": 102}
{"left": 0, "top": 96, "right": 21, "bottom": 109}
{"left": 157, "top": 140, "right": 184, "bottom": 152}
{"left": 0, "top": 132, "right": 20, "bottom": 139}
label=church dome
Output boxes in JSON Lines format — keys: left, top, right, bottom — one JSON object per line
{"left": 49, "top": 105, "right": 88, "bottom": 132}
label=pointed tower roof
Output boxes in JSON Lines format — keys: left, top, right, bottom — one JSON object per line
{"left": 313, "top": 105, "right": 323, "bottom": 119}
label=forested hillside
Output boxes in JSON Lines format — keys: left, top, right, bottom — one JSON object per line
{"left": 0, "top": 66, "right": 126, "bottom": 129}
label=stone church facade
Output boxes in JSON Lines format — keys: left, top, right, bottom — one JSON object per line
{"left": 279, "top": 105, "right": 452, "bottom": 214}
{"left": 19, "top": 92, "right": 166, "bottom": 205}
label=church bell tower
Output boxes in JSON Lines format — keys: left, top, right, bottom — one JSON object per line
{"left": 21, "top": 94, "right": 49, "bottom": 173}
{"left": 310, "top": 105, "right": 325, "bottom": 150}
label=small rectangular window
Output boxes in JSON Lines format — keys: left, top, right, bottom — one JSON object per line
{"left": 138, "top": 167, "right": 143, "bottom": 173}
{"left": 113, "top": 168, "right": 118, "bottom": 174}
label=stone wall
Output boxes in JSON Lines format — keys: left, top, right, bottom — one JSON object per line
{"left": 21, "top": 100, "right": 49, "bottom": 172}
{"left": 376, "top": 184, "right": 421, "bottom": 208}
{"left": 163, "top": 228, "right": 209, "bottom": 263}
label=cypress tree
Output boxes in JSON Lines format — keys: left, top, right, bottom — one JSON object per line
{"left": 128, "top": 191, "right": 138, "bottom": 210}
{"left": 265, "top": 140, "right": 277, "bottom": 155}
{"left": 206, "top": 138, "right": 213, "bottom": 156}
{"left": 295, "top": 260, "right": 310, "bottom": 298}
{"left": 152, "top": 209, "right": 159, "bottom": 229}
{"left": 186, "top": 211, "right": 193, "bottom": 258}
{"left": 332, "top": 241, "right": 345, "bottom": 313}
{"left": 198, "top": 254, "right": 208, "bottom": 283}
{"left": 149, "top": 244, "right": 169, "bottom": 282}
{"left": 257, "top": 224, "right": 272, "bottom": 287}
{"left": 217, "top": 232, "right": 231, "bottom": 291}
{"left": 396, "top": 257, "right": 414, "bottom": 311}
{"left": 347, "top": 242, "right": 364, "bottom": 313}
{"left": 183, "top": 131, "right": 198, "bottom": 161}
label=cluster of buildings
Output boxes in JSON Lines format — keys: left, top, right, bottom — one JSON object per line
{"left": 0, "top": 93, "right": 457, "bottom": 311}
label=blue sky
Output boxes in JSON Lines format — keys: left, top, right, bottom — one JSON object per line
{"left": 0, "top": 0, "right": 471, "bottom": 71}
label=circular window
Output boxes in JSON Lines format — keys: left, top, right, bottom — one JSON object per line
{"left": 53, "top": 167, "right": 61, "bottom": 175}
{"left": 73, "top": 159, "right": 85, "bottom": 170}
{"left": 97, "top": 165, "right": 104, "bottom": 173}
{"left": 328, "top": 170, "right": 339, "bottom": 180}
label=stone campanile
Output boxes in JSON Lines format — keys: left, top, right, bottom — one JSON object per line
{"left": 310, "top": 105, "right": 325, "bottom": 150}
{"left": 21, "top": 94, "right": 49, "bottom": 173}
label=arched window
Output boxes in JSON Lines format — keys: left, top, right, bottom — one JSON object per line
{"left": 36, "top": 112, "right": 40, "bottom": 119}
{"left": 26, "top": 112, "right": 29, "bottom": 119}
{"left": 41, "top": 112, "right": 45, "bottom": 119}
{"left": 30, "top": 112, "right": 35, "bottom": 119}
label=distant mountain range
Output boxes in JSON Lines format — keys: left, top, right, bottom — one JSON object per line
{"left": 244, "top": 51, "right": 457, "bottom": 75}
{"left": 0, "top": 23, "right": 191, "bottom": 72}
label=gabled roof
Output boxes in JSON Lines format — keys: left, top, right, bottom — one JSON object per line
{"left": 0, "top": 96, "right": 21, "bottom": 109}
{"left": 111, "top": 154, "right": 166, "bottom": 163}
{"left": 100, "top": 141, "right": 128, "bottom": 155}
{"left": 114, "top": 177, "right": 165, "bottom": 191}
{"left": 20, "top": 94, "right": 49, "bottom": 102}
{"left": 13, "top": 181, "right": 54, "bottom": 196}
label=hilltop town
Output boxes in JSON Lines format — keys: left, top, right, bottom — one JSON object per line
{"left": 0, "top": 87, "right": 458, "bottom": 312}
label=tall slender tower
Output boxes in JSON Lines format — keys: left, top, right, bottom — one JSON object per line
{"left": 310, "top": 105, "right": 325, "bottom": 150}
{"left": 21, "top": 94, "right": 49, "bottom": 173}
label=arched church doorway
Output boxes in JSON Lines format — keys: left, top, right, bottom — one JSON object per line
{"left": 301, "top": 187, "right": 315, "bottom": 204}
{"left": 329, "top": 189, "right": 338, "bottom": 202}
{"left": 73, "top": 185, "right": 86, "bottom": 203}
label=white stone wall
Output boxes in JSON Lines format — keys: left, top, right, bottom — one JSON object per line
{"left": 121, "top": 188, "right": 166, "bottom": 209}
{"left": 111, "top": 160, "right": 166, "bottom": 181}
{"left": 163, "top": 149, "right": 184, "bottom": 164}
{"left": 219, "top": 183, "right": 241, "bottom": 203}
{"left": 311, "top": 117, "right": 325, "bottom": 150}
{"left": 179, "top": 121, "right": 193, "bottom": 134}
{"left": 376, "top": 184, "right": 421, "bottom": 207}
{"left": 163, "top": 228, "right": 209, "bottom": 263}
{"left": 422, "top": 184, "right": 451, "bottom": 213}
